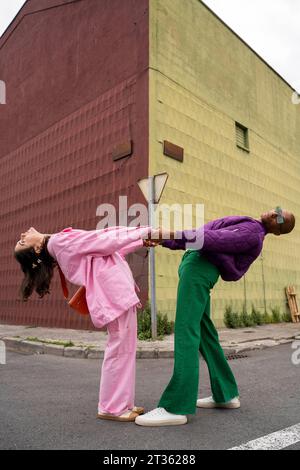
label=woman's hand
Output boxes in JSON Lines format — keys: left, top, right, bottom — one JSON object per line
{"left": 143, "top": 239, "right": 160, "bottom": 248}
{"left": 142, "top": 228, "right": 178, "bottom": 247}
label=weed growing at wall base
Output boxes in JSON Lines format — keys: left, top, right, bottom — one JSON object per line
{"left": 224, "top": 304, "right": 291, "bottom": 329}
{"left": 137, "top": 302, "right": 174, "bottom": 340}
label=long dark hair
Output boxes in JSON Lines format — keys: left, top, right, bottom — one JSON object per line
{"left": 14, "top": 236, "right": 57, "bottom": 301}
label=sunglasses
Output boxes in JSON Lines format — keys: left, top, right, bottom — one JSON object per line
{"left": 274, "top": 206, "right": 285, "bottom": 233}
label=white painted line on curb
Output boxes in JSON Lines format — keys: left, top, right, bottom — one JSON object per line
{"left": 229, "top": 423, "right": 300, "bottom": 450}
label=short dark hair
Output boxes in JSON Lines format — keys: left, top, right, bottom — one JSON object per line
{"left": 281, "top": 212, "right": 296, "bottom": 234}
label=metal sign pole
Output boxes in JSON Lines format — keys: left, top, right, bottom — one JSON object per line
{"left": 148, "top": 176, "right": 157, "bottom": 340}
{"left": 137, "top": 173, "right": 168, "bottom": 341}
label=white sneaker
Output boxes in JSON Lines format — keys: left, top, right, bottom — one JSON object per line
{"left": 196, "top": 396, "right": 240, "bottom": 409}
{"left": 135, "top": 407, "right": 187, "bottom": 426}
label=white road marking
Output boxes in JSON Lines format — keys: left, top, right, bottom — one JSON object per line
{"left": 229, "top": 423, "right": 300, "bottom": 450}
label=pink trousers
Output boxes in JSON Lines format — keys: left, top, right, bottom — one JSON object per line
{"left": 98, "top": 305, "right": 138, "bottom": 415}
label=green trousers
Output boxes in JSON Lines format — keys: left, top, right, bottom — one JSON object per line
{"left": 158, "top": 249, "right": 239, "bottom": 415}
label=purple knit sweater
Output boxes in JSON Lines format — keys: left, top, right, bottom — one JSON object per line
{"left": 162, "top": 216, "right": 267, "bottom": 281}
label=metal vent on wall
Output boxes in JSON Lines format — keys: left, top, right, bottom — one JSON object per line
{"left": 112, "top": 140, "right": 133, "bottom": 161}
{"left": 163, "top": 140, "right": 184, "bottom": 162}
{"left": 235, "top": 122, "right": 249, "bottom": 152}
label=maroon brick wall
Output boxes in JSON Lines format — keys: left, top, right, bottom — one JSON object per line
{"left": 0, "top": 0, "right": 149, "bottom": 328}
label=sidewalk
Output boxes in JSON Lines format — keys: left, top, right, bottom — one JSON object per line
{"left": 1, "top": 322, "right": 300, "bottom": 359}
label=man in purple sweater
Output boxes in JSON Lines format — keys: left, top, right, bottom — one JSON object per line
{"left": 136, "top": 207, "right": 295, "bottom": 426}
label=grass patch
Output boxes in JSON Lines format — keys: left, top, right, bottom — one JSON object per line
{"left": 25, "top": 337, "right": 74, "bottom": 347}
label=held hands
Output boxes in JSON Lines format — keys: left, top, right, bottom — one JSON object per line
{"left": 142, "top": 228, "right": 176, "bottom": 248}
{"left": 143, "top": 239, "right": 160, "bottom": 248}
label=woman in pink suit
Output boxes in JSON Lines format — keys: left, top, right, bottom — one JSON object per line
{"left": 14, "top": 225, "right": 159, "bottom": 422}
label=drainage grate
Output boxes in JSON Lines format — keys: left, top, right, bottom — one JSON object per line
{"left": 226, "top": 353, "right": 248, "bottom": 361}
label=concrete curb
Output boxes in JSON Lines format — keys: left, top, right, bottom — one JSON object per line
{"left": 2, "top": 334, "right": 300, "bottom": 359}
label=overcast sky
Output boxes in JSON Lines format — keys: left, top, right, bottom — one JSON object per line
{"left": 203, "top": 0, "right": 300, "bottom": 90}
{"left": 0, "top": 0, "right": 299, "bottom": 90}
{"left": 0, "top": 0, "right": 26, "bottom": 36}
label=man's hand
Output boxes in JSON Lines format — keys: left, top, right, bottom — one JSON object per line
{"left": 147, "top": 228, "right": 176, "bottom": 242}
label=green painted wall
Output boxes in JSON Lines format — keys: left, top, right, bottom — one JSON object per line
{"left": 149, "top": 0, "right": 300, "bottom": 326}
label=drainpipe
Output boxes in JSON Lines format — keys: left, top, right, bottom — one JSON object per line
{"left": 261, "top": 253, "right": 267, "bottom": 314}
{"left": 243, "top": 275, "right": 247, "bottom": 312}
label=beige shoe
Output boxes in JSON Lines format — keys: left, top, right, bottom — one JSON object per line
{"left": 97, "top": 410, "right": 139, "bottom": 422}
{"left": 130, "top": 406, "right": 144, "bottom": 415}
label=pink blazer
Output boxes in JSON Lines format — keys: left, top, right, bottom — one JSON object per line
{"left": 47, "top": 225, "right": 151, "bottom": 328}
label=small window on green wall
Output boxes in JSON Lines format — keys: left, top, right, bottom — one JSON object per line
{"left": 235, "top": 122, "right": 249, "bottom": 152}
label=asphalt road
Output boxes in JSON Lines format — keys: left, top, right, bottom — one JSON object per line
{"left": 0, "top": 343, "right": 300, "bottom": 450}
